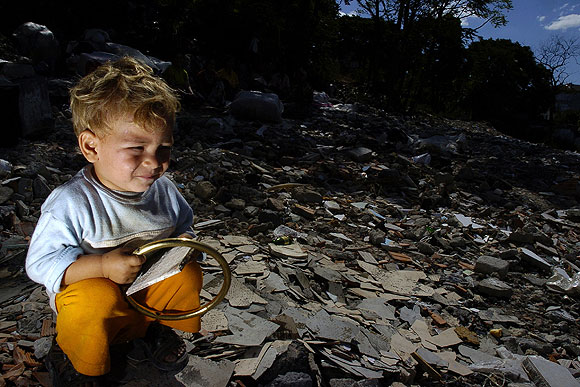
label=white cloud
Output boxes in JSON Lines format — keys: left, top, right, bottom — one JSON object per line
{"left": 338, "top": 10, "right": 358, "bottom": 17}
{"left": 545, "top": 13, "right": 580, "bottom": 30}
{"left": 461, "top": 15, "right": 484, "bottom": 27}
{"left": 537, "top": 15, "right": 546, "bottom": 22}
{"left": 558, "top": 3, "right": 570, "bottom": 13}
{"left": 554, "top": 3, "right": 580, "bottom": 15}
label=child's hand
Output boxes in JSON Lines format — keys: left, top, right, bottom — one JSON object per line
{"left": 101, "top": 247, "right": 146, "bottom": 284}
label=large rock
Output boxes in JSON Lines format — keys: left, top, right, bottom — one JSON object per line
{"left": 475, "top": 255, "right": 509, "bottom": 278}
{"left": 12, "top": 22, "right": 59, "bottom": 74}
{"left": 292, "top": 187, "right": 322, "bottom": 204}
{"left": 18, "top": 76, "right": 54, "bottom": 138}
{"left": 1, "top": 63, "right": 35, "bottom": 79}
{"left": 75, "top": 51, "right": 118, "bottom": 76}
{"left": 519, "top": 248, "right": 553, "bottom": 271}
{"left": 0, "top": 79, "right": 21, "bottom": 146}
{"left": 347, "top": 147, "right": 374, "bottom": 162}
{"left": 230, "top": 91, "right": 284, "bottom": 123}
{"left": 194, "top": 181, "right": 216, "bottom": 200}
{"left": 265, "top": 372, "right": 312, "bottom": 387}
{"left": 522, "top": 355, "right": 580, "bottom": 387}
{"left": 477, "top": 278, "right": 513, "bottom": 298}
{"left": 0, "top": 71, "right": 53, "bottom": 140}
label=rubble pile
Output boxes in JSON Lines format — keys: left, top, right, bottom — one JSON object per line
{"left": 1, "top": 99, "right": 580, "bottom": 387}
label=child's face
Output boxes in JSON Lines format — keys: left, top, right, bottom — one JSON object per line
{"left": 83, "top": 113, "right": 173, "bottom": 192}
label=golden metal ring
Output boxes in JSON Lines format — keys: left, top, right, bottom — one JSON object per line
{"left": 126, "top": 238, "right": 231, "bottom": 320}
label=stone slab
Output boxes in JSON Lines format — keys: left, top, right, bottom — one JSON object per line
{"left": 522, "top": 355, "right": 580, "bottom": 387}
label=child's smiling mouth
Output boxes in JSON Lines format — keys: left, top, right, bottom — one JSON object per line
{"left": 138, "top": 175, "right": 158, "bottom": 181}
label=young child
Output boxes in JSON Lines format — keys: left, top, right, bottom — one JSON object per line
{"left": 25, "top": 56, "right": 202, "bottom": 386}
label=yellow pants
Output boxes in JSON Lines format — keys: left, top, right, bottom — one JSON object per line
{"left": 54, "top": 261, "right": 202, "bottom": 376}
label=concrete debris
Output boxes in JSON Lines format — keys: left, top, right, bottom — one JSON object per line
{"left": 474, "top": 255, "right": 510, "bottom": 278}
{"left": 522, "top": 355, "right": 580, "bottom": 387}
{"left": 176, "top": 356, "right": 235, "bottom": 387}
{"left": 1, "top": 59, "right": 580, "bottom": 387}
{"left": 477, "top": 277, "right": 514, "bottom": 298}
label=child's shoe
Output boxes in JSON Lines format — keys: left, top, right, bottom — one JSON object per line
{"left": 130, "top": 322, "right": 189, "bottom": 372}
{"left": 45, "top": 338, "right": 103, "bottom": 387}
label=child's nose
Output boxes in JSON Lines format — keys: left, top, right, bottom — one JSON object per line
{"left": 142, "top": 152, "right": 162, "bottom": 168}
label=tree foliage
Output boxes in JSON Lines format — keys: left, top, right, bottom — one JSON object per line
{"left": 0, "top": 0, "right": 556, "bottom": 140}
{"left": 402, "top": 15, "right": 466, "bottom": 112}
{"left": 536, "top": 34, "right": 580, "bottom": 87}
{"left": 337, "top": 0, "right": 554, "bottom": 140}
{"left": 461, "top": 39, "right": 553, "bottom": 133}
{"left": 350, "top": 0, "right": 512, "bottom": 31}
{"left": 428, "top": 0, "right": 512, "bottom": 27}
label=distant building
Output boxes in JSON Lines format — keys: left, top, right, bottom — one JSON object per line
{"left": 555, "top": 83, "right": 580, "bottom": 112}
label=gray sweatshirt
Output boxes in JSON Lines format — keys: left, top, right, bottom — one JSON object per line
{"left": 25, "top": 165, "right": 194, "bottom": 310}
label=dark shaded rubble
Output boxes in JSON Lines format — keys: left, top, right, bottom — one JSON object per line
{"left": 1, "top": 99, "right": 580, "bottom": 386}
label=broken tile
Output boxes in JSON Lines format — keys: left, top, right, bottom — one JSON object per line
{"left": 305, "top": 309, "right": 360, "bottom": 342}
{"left": 399, "top": 304, "right": 422, "bottom": 326}
{"left": 379, "top": 270, "right": 435, "bottom": 297}
{"left": 428, "top": 328, "right": 462, "bottom": 348}
{"left": 222, "top": 235, "right": 255, "bottom": 246}
{"left": 216, "top": 276, "right": 268, "bottom": 307}
{"left": 520, "top": 247, "right": 553, "bottom": 271}
{"left": 438, "top": 351, "right": 473, "bottom": 376}
{"left": 358, "top": 251, "right": 378, "bottom": 264}
{"left": 201, "top": 308, "right": 229, "bottom": 332}
{"left": 258, "top": 272, "right": 289, "bottom": 293}
{"left": 478, "top": 308, "right": 521, "bottom": 324}
{"left": 415, "top": 347, "right": 448, "bottom": 368}
{"left": 390, "top": 332, "right": 419, "bottom": 358}
{"left": 356, "top": 297, "right": 396, "bottom": 321}
{"left": 215, "top": 307, "right": 279, "bottom": 346}
{"left": 458, "top": 345, "right": 500, "bottom": 364}
{"left": 234, "top": 259, "right": 268, "bottom": 275}
{"left": 522, "top": 355, "right": 580, "bottom": 387}
{"left": 268, "top": 243, "right": 308, "bottom": 259}
{"left": 410, "top": 319, "right": 438, "bottom": 351}
{"left": 176, "top": 356, "right": 235, "bottom": 387}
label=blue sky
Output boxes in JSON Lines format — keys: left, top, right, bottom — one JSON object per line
{"left": 341, "top": 1, "right": 580, "bottom": 84}
{"left": 475, "top": 0, "right": 580, "bottom": 84}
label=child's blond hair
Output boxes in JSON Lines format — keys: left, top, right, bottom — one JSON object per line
{"left": 70, "top": 56, "right": 180, "bottom": 137}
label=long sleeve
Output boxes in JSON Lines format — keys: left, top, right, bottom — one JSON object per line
{"left": 25, "top": 212, "right": 84, "bottom": 294}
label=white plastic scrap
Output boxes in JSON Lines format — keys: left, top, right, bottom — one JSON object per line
{"left": 546, "top": 267, "right": 580, "bottom": 295}
{"left": 469, "top": 346, "right": 530, "bottom": 383}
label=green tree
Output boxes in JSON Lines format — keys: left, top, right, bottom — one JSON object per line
{"left": 184, "top": 0, "right": 339, "bottom": 86}
{"left": 339, "top": 0, "right": 512, "bottom": 112}
{"left": 401, "top": 15, "right": 465, "bottom": 112}
{"left": 427, "top": 0, "right": 512, "bottom": 27}
{"left": 461, "top": 39, "right": 553, "bottom": 137}
{"left": 348, "top": 0, "right": 512, "bottom": 31}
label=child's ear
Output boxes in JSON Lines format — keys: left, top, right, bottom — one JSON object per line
{"left": 78, "top": 130, "right": 99, "bottom": 163}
